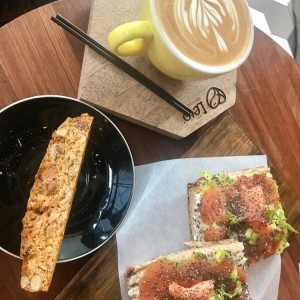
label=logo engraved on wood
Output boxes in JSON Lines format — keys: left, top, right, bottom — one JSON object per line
{"left": 183, "top": 87, "right": 227, "bottom": 122}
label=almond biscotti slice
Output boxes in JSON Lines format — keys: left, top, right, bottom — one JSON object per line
{"left": 20, "top": 113, "right": 93, "bottom": 292}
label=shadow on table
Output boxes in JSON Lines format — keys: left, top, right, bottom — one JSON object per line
{"left": 0, "top": 0, "right": 56, "bottom": 27}
{"left": 293, "top": 0, "right": 300, "bottom": 63}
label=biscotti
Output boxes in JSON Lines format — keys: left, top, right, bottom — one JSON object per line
{"left": 126, "top": 239, "right": 250, "bottom": 300}
{"left": 20, "top": 113, "right": 93, "bottom": 292}
{"left": 187, "top": 167, "right": 298, "bottom": 263}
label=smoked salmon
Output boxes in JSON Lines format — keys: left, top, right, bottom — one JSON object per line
{"left": 126, "top": 240, "right": 249, "bottom": 300}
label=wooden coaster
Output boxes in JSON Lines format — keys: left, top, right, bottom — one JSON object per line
{"left": 78, "top": 0, "right": 237, "bottom": 139}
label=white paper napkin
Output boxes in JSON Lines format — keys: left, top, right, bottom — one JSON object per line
{"left": 116, "top": 156, "right": 281, "bottom": 300}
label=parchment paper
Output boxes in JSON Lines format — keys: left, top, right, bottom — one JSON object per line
{"left": 116, "top": 156, "right": 281, "bottom": 300}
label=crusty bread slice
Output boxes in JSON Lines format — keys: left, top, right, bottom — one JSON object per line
{"left": 187, "top": 167, "right": 296, "bottom": 263}
{"left": 20, "top": 113, "right": 93, "bottom": 292}
{"left": 126, "top": 239, "right": 249, "bottom": 300}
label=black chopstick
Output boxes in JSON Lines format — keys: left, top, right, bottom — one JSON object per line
{"left": 51, "top": 14, "right": 193, "bottom": 116}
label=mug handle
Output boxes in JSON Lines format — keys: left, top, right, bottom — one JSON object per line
{"left": 108, "top": 21, "right": 153, "bottom": 56}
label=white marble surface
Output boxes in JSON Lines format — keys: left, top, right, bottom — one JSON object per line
{"left": 248, "top": 0, "right": 297, "bottom": 58}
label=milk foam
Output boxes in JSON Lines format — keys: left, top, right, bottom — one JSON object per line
{"left": 155, "top": 0, "right": 251, "bottom": 67}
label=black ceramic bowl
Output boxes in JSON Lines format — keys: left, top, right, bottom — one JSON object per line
{"left": 0, "top": 95, "right": 134, "bottom": 262}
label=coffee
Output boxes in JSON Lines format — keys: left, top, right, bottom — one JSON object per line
{"left": 154, "top": 0, "right": 252, "bottom": 67}
{"left": 108, "top": 0, "right": 253, "bottom": 80}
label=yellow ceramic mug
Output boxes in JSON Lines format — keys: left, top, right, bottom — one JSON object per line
{"left": 108, "top": 0, "right": 254, "bottom": 81}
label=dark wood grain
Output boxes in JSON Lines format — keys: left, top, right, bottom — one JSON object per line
{"left": 57, "top": 238, "right": 121, "bottom": 300}
{"left": 231, "top": 30, "right": 300, "bottom": 210}
{"left": 0, "top": 0, "right": 90, "bottom": 106}
{"left": 0, "top": 250, "right": 92, "bottom": 300}
{"left": 0, "top": 0, "right": 299, "bottom": 299}
{"left": 0, "top": 0, "right": 93, "bottom": 299}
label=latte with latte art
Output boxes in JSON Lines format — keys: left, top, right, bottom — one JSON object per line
{"left": 154, "top": 0, "right": 252, "bottom": 67}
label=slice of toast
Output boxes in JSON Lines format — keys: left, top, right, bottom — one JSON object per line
{"left": 126, "top": 239, "right": 249, "bottom": 300}
{"left": 20, "top": 113, "right": 93, "bottom": 292}
{"left": 188, "top": 167, "right": 297, "bottom": 263}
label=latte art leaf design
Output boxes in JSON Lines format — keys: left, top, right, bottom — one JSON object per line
{"left": 175, "top": 0, "right": 239, "bottom": 53}
{"left": 156, "top": 0, "right": 251, "bottom": 66}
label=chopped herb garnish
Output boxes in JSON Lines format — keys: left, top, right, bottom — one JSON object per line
{"left": 227, "top": 211, "right": 244, "bottom": 225}
{"left": 211, "top": 281, "right": 242, "bottom": 299}
{"left": 215, "top": 248, "right": 231, "bottom": 261}
{"left": 195, "top": 251, "right": 208, "bottom": 260}
{"left": 245, "top": 228, "right": 259, "bottom": 245}
{"left": 266, "top": 204, "right": 298, "bottom": 233}
{"left": 199, "top": 170, "right": 234, "bottom": 193}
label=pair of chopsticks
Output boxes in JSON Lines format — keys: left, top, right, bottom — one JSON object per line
{"left": 51, "top": 14, "right": 193, "bottom": 116}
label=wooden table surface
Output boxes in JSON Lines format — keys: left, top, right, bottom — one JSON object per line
{"left": 0, "top": 0, "right": 299, "bottom": 299}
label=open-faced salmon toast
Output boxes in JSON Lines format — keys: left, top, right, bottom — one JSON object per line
{"left": 187, "top": 167, "right": 298, "bottom": 263}
{"left": 126, "top": 239, "right": 250, "bottom": 300}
